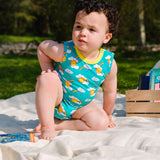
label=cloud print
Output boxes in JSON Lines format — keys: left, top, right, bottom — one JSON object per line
{"left": 92, "top": 77, "right": 99, "bottom": 82}
{"left": 65, "top": 69, "right": 73, "bottom": 74}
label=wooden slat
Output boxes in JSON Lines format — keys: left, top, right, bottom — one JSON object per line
{"left": 126, "top": 102, "right": 160, "bottom": 113}
{"left": 126, "top": 90, "right": 160, "bottom": 101}
{"left": 126, "top": 114, "right": 160, "bottom": 118}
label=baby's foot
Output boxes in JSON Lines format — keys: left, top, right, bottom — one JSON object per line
{"left": 108, "top": 116, "right": 116, "bottom": 128}
{"left": 35, "top": 123, "right": 41, "bottom": 133}
{"left": 40, "top": 126, "right": 57, "bottom": 141}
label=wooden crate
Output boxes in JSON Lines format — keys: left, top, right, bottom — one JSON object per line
{"left": 126, "top": 90, "right": 160, "bottom": 117}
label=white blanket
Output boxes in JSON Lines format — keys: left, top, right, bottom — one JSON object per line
{"left": 0, "top": 91, "right": 160, "bottom": 160}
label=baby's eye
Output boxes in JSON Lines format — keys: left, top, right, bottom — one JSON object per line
{"left": 76, "top": 25, "right": 81, "bottom": 29}
{"left": 89, "top": 28, "right": 95, "bottom": 32}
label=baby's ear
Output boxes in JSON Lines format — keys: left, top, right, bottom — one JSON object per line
{"left": 103, "top": 33, "right": 112, "bottom": 44}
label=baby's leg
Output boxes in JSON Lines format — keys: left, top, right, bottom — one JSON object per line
{"left": 55, "top": 101, "right": 109, "bottom": 131}
{"left": 35, "top": 71, "right": 63, "bottom": 140}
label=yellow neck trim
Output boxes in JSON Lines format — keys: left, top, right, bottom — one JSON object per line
{"left": 75, "top": 46, "right": 104, "bottom": 64}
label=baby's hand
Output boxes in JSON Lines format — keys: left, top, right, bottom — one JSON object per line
{"left": 108, "top": 115, "right": 116, "bottom": 128}
{"left": 41, "top": 69, "right": 58, "bottom": 75}
{"left": 37, "top": 69, "right": 59, "bottom": 80}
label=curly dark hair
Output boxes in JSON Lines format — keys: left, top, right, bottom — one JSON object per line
{"left": 73, "top": 0, "right": 119, "bottom": 39}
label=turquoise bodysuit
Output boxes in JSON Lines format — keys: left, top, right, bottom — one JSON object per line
{"left": 54, "top": 40, "right": 114, "bottom": 119}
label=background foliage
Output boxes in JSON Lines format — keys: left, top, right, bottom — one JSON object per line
{"left": 0, "top": 0, "right": 160, "bottom": 45}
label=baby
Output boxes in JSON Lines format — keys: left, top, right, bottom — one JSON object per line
{"left": 35, "top": 0, "right": 119, "bottom": 140}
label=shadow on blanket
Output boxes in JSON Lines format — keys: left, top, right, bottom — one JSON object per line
{"left": 0, "top": 114, "right": 39, "bottom": 134}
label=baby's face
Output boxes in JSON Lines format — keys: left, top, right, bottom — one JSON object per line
{"left": 72, "top": 10, "right": 111, "bottom": 55}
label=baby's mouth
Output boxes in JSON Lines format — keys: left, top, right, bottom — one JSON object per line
{"left": 79, "top": 39, "right": 86, "bottom": 43}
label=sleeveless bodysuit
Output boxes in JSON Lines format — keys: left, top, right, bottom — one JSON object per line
{"left": 54, "top": 40, "right": 114, "bottom": 119}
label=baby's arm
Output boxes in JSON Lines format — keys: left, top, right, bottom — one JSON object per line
{"left": 37, "top": 40, "right": 64, "bottom": 71}
{"left": 102, "top": 59, "right": 117, "bottom": 127}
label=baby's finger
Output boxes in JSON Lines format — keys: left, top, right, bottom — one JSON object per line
{"left": 47, "top": 69, "right": 52, "bottom": 73}
{"left": 41, "top": 71, "right": 46, "bottom": 75}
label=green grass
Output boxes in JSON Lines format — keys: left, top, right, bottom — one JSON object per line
{"left": 0, "top": 49, "right": 160, "bottom": 99}
{"left": 0, "top": 54, "right": 41, "bottom": 99}
{"left": 0, "top": 35, "right": 52, "bottom": 44}
{"left": 115, "top": 50, "right": 160, "bottom": 94}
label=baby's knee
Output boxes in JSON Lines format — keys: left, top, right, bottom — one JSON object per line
{"left": 37, "top": 72, "right": 60, "bottom": 87}
{"left": 92, "top": 116, "right": 109, "bottom": 131}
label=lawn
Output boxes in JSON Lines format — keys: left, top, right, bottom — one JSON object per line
{"left": 0, "top": 54, "right": 41, "bottom": 99}
{"left": 116, "top": 50, "right": 160, "bottom": 94}
{"left": 0, "top": 35, "right": 52, "bottom": 44}
{"left": 0, "top": 50, "right": 160, "bottom": 99}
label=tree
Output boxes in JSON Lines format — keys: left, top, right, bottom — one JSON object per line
{"left": 144, "top": 0, "right": 160, "bottom": 44}
{"left": 50, "top": 0, "right": 76, "bottom": 41}
{"left": 31, "top": 0, "right": 76, "bottom": 41}
{"left": 0, "top": 0, "right": 20, "bottom": 34}
{"left": 13, "top": 0, "right": 36, "bottom": 35}
{"left": 115, "top": 0, "right": 139, "bottom": 45}
{"left": 0, "top": 0, "right": 36, "bottom": 35}
{"left": 31, "top": 0, "right": 54, "bottom": 36}
{"left": 137, "top": 0, "right": 146, "bottom": 46}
